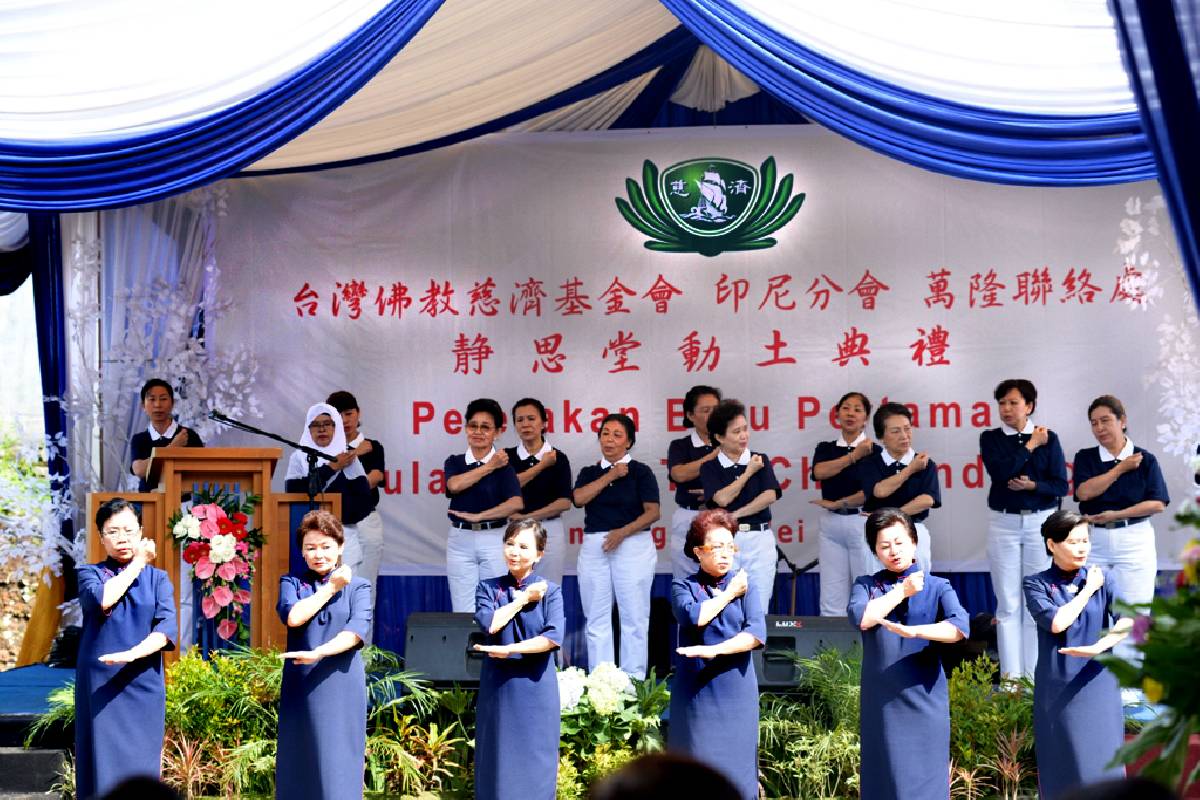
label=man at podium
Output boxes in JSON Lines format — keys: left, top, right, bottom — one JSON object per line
{"left": 129, "top": 378, "right": 205, "bottom": 491}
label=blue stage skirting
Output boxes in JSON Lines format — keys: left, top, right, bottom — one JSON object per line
{"left": 0, "top": 665, "right": 74, "bottom": 719}
{"left": 374, "top": 572, "right": 999, "bottom": 667}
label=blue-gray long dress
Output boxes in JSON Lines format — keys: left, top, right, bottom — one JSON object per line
{"left": 275, "top": 573, "right": 372, "bottom": 800}
{"left": 75, "top": 558, "right": 177, "bottom": 800}
{"left": 1024, "top": 565, "right": 1125, "bottom": 799}
{"left": 668, "top": 570, "right": 766, "bottom": 800}
{"left": 848, "top": 565, "right": 969, "bottom": 800}
{"left": 473, "top": 573, "right": 564, "bottom": 800}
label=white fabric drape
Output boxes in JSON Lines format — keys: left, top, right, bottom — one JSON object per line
{"left": 0, "top": 0, "right": 392, "bottom": 141}
{"left": 669, "top": 45, "right": 758, "bottom": 112}
{"left": 0, "top": 212, "right": 28, "bottom": 250}
{"left": 248, "top": 0, "right": 680, "bottom": 170}
{"left": 735, "top": 0, "right": 1135, "bottom": 114}
{"left": 510, "top": 70, "right": 660, "bottom": 133}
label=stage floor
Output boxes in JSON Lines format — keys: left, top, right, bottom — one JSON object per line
{"left": 0, "top": 665, "right": 73, "bottom": 746}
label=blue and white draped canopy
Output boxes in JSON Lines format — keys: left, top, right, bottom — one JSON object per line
{"left": 0, "top": 0, "right": 1191, "bottom": 210}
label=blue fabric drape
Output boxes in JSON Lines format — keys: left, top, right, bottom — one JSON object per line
{"left": 659, "top": 0, "right": 1156, "bottom": 186}
{"left": 244, "top": 26, "right": 700, "bottom": 176}
{"left": 1111, "top": 0, "right": 1200, "bottom": 311}
{"left": 28, "top": 213, "right": 76, "bottom": 597}
{"left": 0, "top": 0, "right": 444, "bottom": 212}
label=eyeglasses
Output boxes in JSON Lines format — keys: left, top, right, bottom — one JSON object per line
{"left": 466, "top": 423, "right": 495, "bottom": 432}
{"left": 101, "top": 526, "right": 140, "bottom": 540}
{"left": 697, "top": 543, "right": 738, "bottom": 555}
{"left": 308, "top": 422, "right": 335, "bottom": 431}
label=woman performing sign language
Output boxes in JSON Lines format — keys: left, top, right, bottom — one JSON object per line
{"left": 277, "top": 510, "right": 372, "bottom": 800}
{"left": 849, "top": 508, "right": 967, "bottom": 800}
{"left": 76, "top": 499, "right": 177, "bottom": 800}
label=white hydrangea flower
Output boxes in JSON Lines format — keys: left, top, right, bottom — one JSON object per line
{"left": 588, "top": 661, "right": 635, "bottom": 696}
{"left": 173, "top": 514, "right": 201, "bottom": 540}
{"left": 557, "top": 667, "right": 586, "bottom": 712}
{"left": 208, "top": 533, "right": 237, "bottom": 564}
{"left": 586, "top": 681, "right": 624, "bottom": 715}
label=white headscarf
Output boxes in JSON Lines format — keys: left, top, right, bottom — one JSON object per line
{"left": 285, "top": 403, "right": 367, "bottom": 484}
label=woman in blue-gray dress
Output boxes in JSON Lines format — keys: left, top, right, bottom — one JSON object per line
{"left": 669, "top": 508, "right": 766, "bottom": 800}
{"left": 276, "top": 509, "right": 372, "bottom": 800}
{"left": 849, "top": 507, "right": 968, "bottom": 800}
{"left": 1024, "top": 509, "right": 1132, "bottom": 799}
{"left": 75, "top": 498, "right": 177, "bottom": 800}
{"left": 472, "top": 519, "right": 564, "bottom": 800}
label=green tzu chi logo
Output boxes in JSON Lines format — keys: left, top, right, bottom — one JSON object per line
{"left": 615, "top": 157, "right": 806, "bottom": 257}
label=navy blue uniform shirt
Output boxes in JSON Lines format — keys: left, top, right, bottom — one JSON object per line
{"left": 574, "top": 458, "right": 660, "bottom": 532}
{"left": 351, "top": 436, "right": 385, "bottom": 512}
{"left": 285, "top": 468, "right": 373, "bottom": 525}
{"left": 443, "top": 451, "right": 522, "bottom": 521}
{"left": 129, "top": 423, "right": 205, "bottom": 491}
{"left": 1072, "top": 443, "right": 1170, "bottom": 515}
{"left": 667, "top": 433, "right": 716, "bottom": 510}
{"left": 504, "top": 443, "right": 572, "bottom": 519}
{"left": 979, "top": 426, "right": 1068, "bottom": 512}
{"left": 810, "top": 438, "right": 881, "bottom": 503}
{"left": 859, "top": 450, "right": 942, "bottom": 523}
{"left": 699, "top": 451, "right": 782, "bottom": 526}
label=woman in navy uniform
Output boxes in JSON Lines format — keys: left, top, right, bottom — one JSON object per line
{"left": 858, "top": 402, "right": 941, "bottom": 574}
{"left": 284, "top": 403, "right": 373, "bottom": 579}
{"left": 504, "top": 398, "right": 573, "bottom": 586}
{"left": 75, "top": 499, "right": 177, "bottom": 800}
{"left": 669, "top": 508, "right": 765, "bottom": 800}
{"left": 472, "top": 519, "right": 565, "bottom": 800}
{"left": 1072, "top": 395, "right": 1169, "bottom": 641}
{"left": 1024, "top": 509, "right": 1131, "bottom": 799}
{"left": 849, "top": 508, "right": 967, "bottom": 800}
{"left": 129, "top": 378, "right": 204, "bottom": 491}
{"left": 276, "top": 509, "right": 372, "bottom": 800}
{"left": 699, "top": 399, "right": 782, "bottom": 611}
{"left": 442, "top": 398, "right": 524, "bottom": 612}
{"left": 810, "top": 391, "right": 879, "bottom": 617}
{"left": 980, "top": 378, "right": 1069, "bottom": 679}
{"left": 573, "top": 413, "right": 660, "bottom": 677}
{"left": 666, "top": 385, "right": 721, "bottom": 580}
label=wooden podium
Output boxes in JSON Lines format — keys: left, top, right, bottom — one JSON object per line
{"left": 82, "top": 448, "right": 340, "bottom": 660}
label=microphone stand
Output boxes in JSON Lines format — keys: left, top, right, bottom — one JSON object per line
{"left": 208, "top": 410, "right": 328, "bottom": 509}
{"left": 775, "top": 546, "right": 819, "bottom": 617}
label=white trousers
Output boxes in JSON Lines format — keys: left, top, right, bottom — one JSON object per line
{"left": 577, "top": 530, "right": 656, "bottom": 678}
{"left": 341, "top": 522, "right": 364, "bottom": 574}
{"left": 1089, "top": 519, "right": 1157, "bottom": 662}
{"left": 734, "top": 528, "right": 777, "bottom": 611}
{"left": 353, "top": 510, "right": 384, "bottom": 645}
{"left": 446, "top": 526, "right": 506, "bottom": 613}
{"left": 670, "top": 507, "right": 702, "bottom": 579}
{"left": 536, "top": 518, "right": 567, "bottom": 585}
{"left": 914, "top": 521, "right": 932, "bottom": 576}
{"left": 986, "top": 509, "right": 1053, "bottom": 679}
{"left": 818, "top": 511, "right": 876, "bottom": 618}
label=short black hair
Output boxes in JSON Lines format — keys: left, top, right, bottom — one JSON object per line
{"left": 326, "top": 390, "right": 359, "bottom": 413}
{"left": 707, "top": 399, "right": 746, "bottom": 440}
{"left": 872, "top": 402, "right": 912, "bottom": 439}
{"left": 1088, "top": 395, "right": 1126, "bottom": 425}
{"left": 140, "top": 379, "right": 173, "bottom": 402}
{"left": 587, "top": 753, "right": 740, "bottom": 800}
{"left": 682, "top": 385, "right": 722, "bottom": 428}
{"left": 96, "top": 498, "right": 142, "bottom": 532}
{"left": 1041, "top": 509, "right": 1087, "bottom": 555}
{"left": 597, "top": 413, "right": 637, "bottom": 448}
{"left": 503, "top": 518, "right": 547, "bottom": 552}
{"left": 511, "top": 397, "right": 548, "bottom": 423}
{"left": 465, "top": 398, "right": 505, "bottom": 429}
{"left": 993, "top": 379, "right": 1037, "bottom": 412}
{"left": 865, "top": 507, "right": 917, "bottom": 551}
{"left": 836, "top": 391, "right": 872, "bottom": 418}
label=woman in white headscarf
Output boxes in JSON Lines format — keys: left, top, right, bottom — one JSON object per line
{"left": 285, "top": 403, "right": 373, "bottom": 576}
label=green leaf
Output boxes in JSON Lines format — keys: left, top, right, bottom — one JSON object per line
{"left": 614, "top": 198, "right": 666, "bottom": 240}
{"left": 622, "top": 179, "right": 677, "bottom": 240}
{"left": 640, "top": 160, "right": 674, "bottom": 227}
{"left": 742, "top": 193, "right": 807, "bottom": 240}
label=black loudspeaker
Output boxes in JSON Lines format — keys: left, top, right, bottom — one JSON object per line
{"left": 404, "top": 612, "right": 486, "bottom": 685}
{"left": 753, "top": 615, "right": 860, "bottom": 689}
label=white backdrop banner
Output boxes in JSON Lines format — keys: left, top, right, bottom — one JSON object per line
{"left": 210, "top": 126, "right": 1195, "bottom": 575}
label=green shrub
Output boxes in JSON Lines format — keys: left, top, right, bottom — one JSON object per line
{"left": 948, "top": 655, "right": 1037, "bottom": 799}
